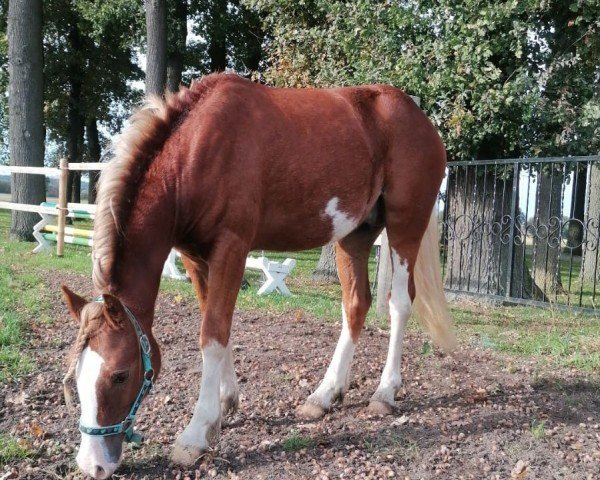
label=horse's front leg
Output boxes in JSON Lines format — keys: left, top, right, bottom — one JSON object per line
{"left": 180, "top": 254, "right": 240, "bottom": 418}
{"left": 172, "top": 243, "right": 247, "bottom": 466}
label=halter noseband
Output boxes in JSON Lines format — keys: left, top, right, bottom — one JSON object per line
{"left": 78, "top": 298, "right": 154, "bottom": 445}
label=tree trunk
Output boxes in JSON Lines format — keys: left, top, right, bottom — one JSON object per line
{"left": 313, "top": 244, "right": 339, "bottom": 283}
{"left": 166, "top": 55, "right": 184, "bottom": 94}
{"left": 581, "top": 163, "right": 600, "bottom": 283}
{"left": 66, "top": 23, "right": 85, "bottom": 204}
{"left": 8, "top": 0, "right": 45, "bottom": 241}
{"left": 86, "top": 118, "right": 101, "bottom": 204}
{"left": 208, "top": 0, "right": 228, "bottom": 71}
{"left": 166, "top": 0, "right": 187, "bottom": 93}
{"left": 445, "top": 167, "right": 508, "bottom": 294}
{"left": 145, "top": 0, "right": 167, "bottom": 96}
{"left": 566, "top": 164, "right": 586, "bottom": 256}
{"left": 240, "top": 7, "right": 263, "bottom": 71}
{"left": 444, "top": 165, "right": 539, "bottom": 298}
{"left": 531, "top": 166, "right": 565, "bottom": 295}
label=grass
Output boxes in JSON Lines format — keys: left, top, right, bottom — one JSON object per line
{"left": 530, "top": 419, "right": 546, "bottom": 440}
{"left": 282, "top": 432, "right": 315, "bottom": 451}
{"left": 0, "top": 434, "right": 32, "bottom": 464}
{"left": 162, "top": 247, "right": 379, "bottom": 322}
{"left": 451, "top": 304, "right": 600, "bottom": 372}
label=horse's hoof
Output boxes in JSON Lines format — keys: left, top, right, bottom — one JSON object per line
{"left": 366, "top": 400, "right": 394, "bottom": 416}
{"left": 221, "top": 395, "right": 239, "bottom": 417}
{"left": 171, "top": 443, "right": 203, "bottom": 467}
{"left": 296, "top": 401, "right": 325, "bottom": 420}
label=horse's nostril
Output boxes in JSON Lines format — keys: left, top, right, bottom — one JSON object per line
{"left": 94, "top": 465, "right": 107, "bottom": 479}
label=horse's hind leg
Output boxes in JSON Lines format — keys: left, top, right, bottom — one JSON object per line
{"left": 180, "top": 254, "right": 240, "bottom": 417}
{"left": 297, "top": 224, "right": 382, "bottom": 419}
{"left": 172, "top": 242, "right": 247, "bottom": 466}
{"left": 367, "top": 224, "right": 421, "bottom": 415}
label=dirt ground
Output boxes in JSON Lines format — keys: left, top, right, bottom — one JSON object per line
{"left": 1, "top": 269, "right": 599, "bottom": 479}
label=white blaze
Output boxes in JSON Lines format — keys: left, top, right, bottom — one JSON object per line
{"left": 324, "top": 197, "right": 359, "bottom": 243}
{"left": 75, "top": 346, "right": 120, "bottom": 480}
{"left": 77, "top": 347, "right": 104, "bottom": 427}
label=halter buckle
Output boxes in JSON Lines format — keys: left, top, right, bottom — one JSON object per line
{"left": 121, "top": 418, "right": 133, "bottom": 432}
{"left": 140, "top": 334, "right": 151, "bottom": 355}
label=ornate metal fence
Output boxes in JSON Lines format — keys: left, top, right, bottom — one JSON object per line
{"left": 440, "top": 155, "right": 600, "bottom": 311}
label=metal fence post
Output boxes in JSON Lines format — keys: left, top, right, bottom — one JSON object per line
{"left": 504, "top": 161, "right": 519, "bottom": 297}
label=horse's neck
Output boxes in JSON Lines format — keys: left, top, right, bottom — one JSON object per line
{"left": 106, "top": 188, "right": 176, "bottom": 325}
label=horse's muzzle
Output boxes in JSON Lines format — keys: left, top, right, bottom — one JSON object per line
{"left": 76, "top": 434, "right": 123, "bottom": 479}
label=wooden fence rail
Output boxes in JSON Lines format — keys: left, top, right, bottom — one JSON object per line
{"left": 0, "top": 161, "right": 107, "bottom": 256}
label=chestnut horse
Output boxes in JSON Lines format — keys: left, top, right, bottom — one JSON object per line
{"left": 61, "top": 73, "right": 454, "bottom": 479}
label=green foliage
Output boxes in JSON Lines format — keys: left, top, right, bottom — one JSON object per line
{"left": 0, "top": 434, "right": 32, "bottom": 464}
{"left": 248, "top": 0, "right": 600, "bottom": 160}
{"left": 187, "top": 0, "right": 265, "bottom": 77}
{"left": 530, "top": 419, "right": 546, "bottom": 440}
{"left": 43, "top": 0, "right": 144, "bottom": 141}
{"left": 282, "top": 432, "right": 315, "bottom": 451}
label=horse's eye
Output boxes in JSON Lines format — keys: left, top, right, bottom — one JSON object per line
{"left": 111, "top": 371, "right": 129, "bottom": 384}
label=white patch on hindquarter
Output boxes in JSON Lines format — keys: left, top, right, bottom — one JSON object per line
{"left": 76, "top": 347, "right": 120, "bottom": 479}
{"left": 324, "top": 197, "right": 359, "bottom": 243}
{"left": 307, "top": 303, "right": 356, "bottom": 408}
{"left": 371, "top": 251, "right": 411, "bottom": 405}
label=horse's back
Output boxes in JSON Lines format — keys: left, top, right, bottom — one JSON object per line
{"left": 171, "top": 75, "right": 444, "bottom": 251}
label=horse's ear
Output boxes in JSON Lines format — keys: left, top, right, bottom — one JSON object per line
{"left": 62, "top": 286, "right": 87, "bottom": 323}
{"left": 101, "top": 294, "right": 126, "bottom": 328}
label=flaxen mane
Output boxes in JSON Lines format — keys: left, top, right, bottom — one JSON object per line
{"left": 92, "top": 74, "right": 226, "bottom": 292}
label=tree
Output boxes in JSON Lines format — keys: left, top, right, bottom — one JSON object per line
{"left": 86, "top": 118, "right": 101, "bottom": 203}
{"left": 8, "top": 0, "right": 45, "bottom": 240}
{"left": 167, "top": 0, "right": 188, "bottom": 92}
{"left": 313, "top": 244, "right": 339, "bottom": 283}
{"left": 145, "top": 0, "right": 167, "bottom": 96}
{"left": 582, "top": 164, "right": 600, "bottom": 283}
{"left": 43, "top": 0, "right": 144, "bottom": 202}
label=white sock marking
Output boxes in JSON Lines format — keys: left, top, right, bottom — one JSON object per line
{"left": 308, "top": 303, "right": 355, "bottom": 408}
{"left": 372, "top": 250, "right": 411, "bottom": 405}
{"left": 176, "top": 341, "right": 226, "bottom": 450}
{"left": 324, "top": 197, "right": 359, "bottom": 243}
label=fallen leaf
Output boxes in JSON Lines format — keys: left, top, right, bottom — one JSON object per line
{"left": 30, "top": 421, "right": 48, "bottom": 439}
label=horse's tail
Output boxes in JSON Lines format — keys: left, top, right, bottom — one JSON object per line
{"left": 413, "top": 208, "right": 456, "bottom": 351}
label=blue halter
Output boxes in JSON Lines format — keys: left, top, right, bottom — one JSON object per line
{"left": 78, "top": 299, "right": 154, "bottom": 445}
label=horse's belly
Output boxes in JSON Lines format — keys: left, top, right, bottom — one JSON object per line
{"left": 251, "top": 194, "right": 370, "bottom": 252}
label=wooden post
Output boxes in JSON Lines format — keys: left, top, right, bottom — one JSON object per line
{"left": 56, "top": 158, "right": 68, "bottom": 257}
{"left": 375, "top": 96, "right": 420, "bottom": 317}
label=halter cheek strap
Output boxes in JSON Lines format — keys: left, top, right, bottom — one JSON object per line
{"left": 78, "top": 299, "right": 154, "bottom": 445}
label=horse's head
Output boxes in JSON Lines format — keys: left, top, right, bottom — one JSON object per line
{"left": 62, "top": 286, "right": 153, "bottom": 479}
